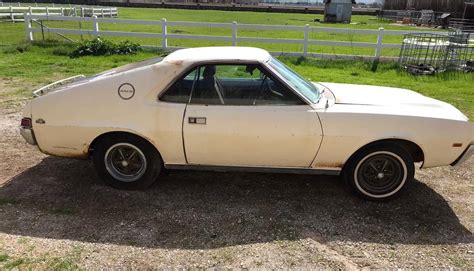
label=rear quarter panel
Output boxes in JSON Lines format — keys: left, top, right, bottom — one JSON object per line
{"left": 31, "top": 61, "right": 188, "bottom": 164}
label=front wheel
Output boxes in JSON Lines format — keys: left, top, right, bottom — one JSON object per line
{"left": 93, "top": 134, "right": 162, "bottom": 189}
{"left": 342, "top": 144, "right": 415, "bottom": 201}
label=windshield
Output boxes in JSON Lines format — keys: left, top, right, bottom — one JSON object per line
{"left": 268, "top": 57, "right": 320, "bottom": 103}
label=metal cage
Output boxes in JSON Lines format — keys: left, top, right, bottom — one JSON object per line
{"left": 399, "top": 31, "right": 473, "bottom": 74}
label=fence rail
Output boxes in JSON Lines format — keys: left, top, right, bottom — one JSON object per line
{"left": 23, "top": 14, "right": 447, "bottom": 60}
{"left": 0, "top": 5, "right": 117, "bottom": 22}
{"left": 449, "top": 18, "right": 474, "bottom": 33}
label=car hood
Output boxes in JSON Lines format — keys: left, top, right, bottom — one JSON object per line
{"left": 319, "top": 82, "right": 469, "bottom": 121}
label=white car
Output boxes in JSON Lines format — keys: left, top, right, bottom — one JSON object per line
{"left": 20, "top": 47, "right": 473, "bottom": 201}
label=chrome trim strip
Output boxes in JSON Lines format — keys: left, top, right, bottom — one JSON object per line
{"left": 451, "top": 144, "right": 474, "bottom": 167}
{"left": 19, "top": 127, "right": 37, "bottom": 145}
{"left": 33, "top": 75, "right": 86, "bottom": 97}
{"left": 164, "top": 164, "right": 341, "bottom": 175}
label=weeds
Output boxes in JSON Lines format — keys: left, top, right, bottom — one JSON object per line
{"left": 0, "top": 198, "right": 18, "bottom": 205}
{"left": 70, "top": 38, "right": 141, "bottom": 58}
{"left": 1, "top": 43, "right": 31, "bottom": 54}
{"left": 0, "top": 254, "right": 9, "bottom": 262}
{"left": 3, "top": 258, "right": 30, "bottom": 269}
{"left": 50, "top": 207, "right": 76, "bottom": 215}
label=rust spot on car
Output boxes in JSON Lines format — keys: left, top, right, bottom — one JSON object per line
{"left": 314, "top": 162, "right": 344, "bottom": 168}
{"left": 40, "top": 149, "right": 89, "bottom": 160}
{"left": 38, "top": 145, "right": 90, "bottom": 160}
{"left": 165, "top": 59, "right": 184, "bottom": 65}
{"left": 67, "top": 152, "right": 89, "bottom": 159}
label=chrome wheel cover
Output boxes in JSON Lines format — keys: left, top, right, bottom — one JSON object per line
{"left": 354, "top": 151, "right": 407, "bottom": 199}
{"left": 104, "top": 143, "right": 147, "bottom": 183}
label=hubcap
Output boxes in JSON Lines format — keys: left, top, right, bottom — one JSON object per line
{"left": 104, "top": 143, "right": 147, "bottom": 183}
{"left": 354, "top": 151, "right": 407, "bottom": 198}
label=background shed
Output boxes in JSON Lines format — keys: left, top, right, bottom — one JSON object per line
{"left": 324, "top": 0, "right": 356, "bottom": 23}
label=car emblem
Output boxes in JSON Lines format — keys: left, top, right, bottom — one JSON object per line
{"left": 118, "top": 83, "right": 135, "bottom": 100}
{"left": 35, "top": 118, "right": 46, "bottom": 124}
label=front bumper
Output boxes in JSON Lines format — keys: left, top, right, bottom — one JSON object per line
{"left": 451, "top": 145, "right": 474, "bottom": 167}
{"left": 20, "top": 127, "right": 37, "bottom": 145}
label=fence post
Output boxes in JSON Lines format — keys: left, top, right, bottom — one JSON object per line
{"left": 101, "top": 8, "right": 104, "bottom": 18}
{"left": 60, "top": 7, "right": 64, "bottom": 16}
{"left": 303, "top": 24, "right": 309, "bottom": 57}
{"left": 28, "top": 6, "right": 32, "bottom": 15}
{"left": 372, "top": 27, "right": 384, "bottom": 71}
{"left": 9, "top": 6, "right": 13, "bottom": 22}
{"left": 232, "top": 21, "right": 237, "bottom": 46}
{"left": 161, "top": 18, "right": 167, "bottom": 49}
{"left": 24, "top": 13, "right": 33, "bottom": 41}
{"left": 81, "top": 7, "right": 84, "bottom": 17}
{"left": 92, "top": 15, "right": 99, "bottom": 38}
{"left": 374, "top": 27, "right": 384, "bottom": 62}
{"left": 46, "top": 7, "right": 49, "bottom": 17}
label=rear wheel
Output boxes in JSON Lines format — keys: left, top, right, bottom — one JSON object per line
{"left": 342, "top": 144, "right": 414, "bottom": 201}
{"left": 93, "top": 134, "right": 162, "bottom": 189}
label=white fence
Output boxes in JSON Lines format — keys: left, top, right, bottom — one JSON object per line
{"left": 23, "top": 13, "right": 446, "bottom": 60}
{"left": 0, "top": 5, "right": 117, "bottom": 22}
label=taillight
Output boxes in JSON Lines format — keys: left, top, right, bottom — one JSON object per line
{"left": 21, "top": 117, "right": 32, "bottom": 128}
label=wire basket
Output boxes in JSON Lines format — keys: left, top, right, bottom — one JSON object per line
{"left": 399, "top": 32, "right": 473, "bottom": 74}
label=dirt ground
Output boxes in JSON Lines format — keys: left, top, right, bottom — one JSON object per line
{"left": 0, "top": 98, "right": 473, "bottom": 269}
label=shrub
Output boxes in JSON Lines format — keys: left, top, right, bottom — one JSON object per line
{"left": 70, "top": 38, "right": 141, "bottom": 58}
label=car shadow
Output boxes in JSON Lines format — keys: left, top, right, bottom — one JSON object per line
{"left": 0, "top": 156, "right": 471, "bottom": 249}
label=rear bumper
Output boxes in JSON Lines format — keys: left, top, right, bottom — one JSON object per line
{"left": 451, "top": 144, "right": 474, "bottom": 167}
{"left": 20, "top": 127, "right": 37, "bottom": 145}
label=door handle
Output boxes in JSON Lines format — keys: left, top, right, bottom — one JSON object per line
{"left": 189, "top": 117, "right": 206, "bottom": 124}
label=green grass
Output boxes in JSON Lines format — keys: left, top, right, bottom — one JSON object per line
{"left": 0, "top": 41, "right": 159, "bottom": 97}
{"left": 0, "top": 254, "right": 9, "bottom": 262}
{"left": 3, "top": 258, "right": 30, "bottom": 269}
{"left": 49, "top": 207, "right": 77, "bottom": 215}
{"left": 0, "top": 198, "right": 19, "bottom": 205}
{"left": 0, "top": 255, "right": 80, "bottom": 270}
{"left": 0, "top": 41, "right": 472, "bottom": 119}
{"left": 0, "top": 246, "right": 82, "bottom": 270}
{"left": 0, "top": 7, "right": 434, "bottom": 57}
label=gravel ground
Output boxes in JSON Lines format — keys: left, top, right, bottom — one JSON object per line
{"left": 0, "top": 100, "right": 473, "bottom": 269}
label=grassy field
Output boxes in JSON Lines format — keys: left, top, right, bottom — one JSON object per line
{"left": 0, "top": 7, "right": 472, "bottom": 118}
{"left": 0, "top": 41, "right": 472, "bottom": 119}
{"left": 0, "top": 6, "right": 438, "bottom": 57}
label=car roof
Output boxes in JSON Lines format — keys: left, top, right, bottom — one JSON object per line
{"left": 163, "top": 47, "right": 272, "bottom": 64}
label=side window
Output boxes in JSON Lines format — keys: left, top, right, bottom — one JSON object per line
{"left": 190, "top": 66, "right": 224, "bottom": 105}
{"left": 160, "top": 68, "right": 198, "bottom": 103}
{"left": 190, "top": 64, "right": 304, "bottom": 106}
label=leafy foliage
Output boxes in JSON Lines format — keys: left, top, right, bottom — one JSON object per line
{"left": 70, "top": 38, "right": 141, "bottom": 58}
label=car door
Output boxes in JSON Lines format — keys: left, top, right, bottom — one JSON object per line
{"left": 182, "top": 63, "right": 323, "bottom": 168}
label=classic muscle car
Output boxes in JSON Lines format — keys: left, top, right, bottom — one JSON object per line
{"left": 20, "top": 47, "right": 473, "bottom": 201}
